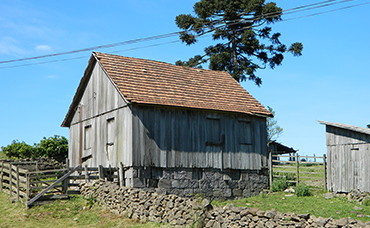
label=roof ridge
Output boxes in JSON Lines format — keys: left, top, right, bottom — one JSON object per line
{"left": 93, "top": 52, "right": 272, "bottom": 117}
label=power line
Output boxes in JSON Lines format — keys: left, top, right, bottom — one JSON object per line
{"left": 0, "top": 0, "right": 357, "bottom": 65}
{"left": 0, "top": 0, "right": 368, "bottom": 69}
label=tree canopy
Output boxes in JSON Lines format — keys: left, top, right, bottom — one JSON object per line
{"left": 175, "top": 0, "right": 303, "bottom": 86}
{"left": 266, "top": 106, "right": 283, "bottom": 143}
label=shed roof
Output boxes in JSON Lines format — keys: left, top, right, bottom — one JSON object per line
{"left": 318, "top": 120, "right": 370, "bottom": 136}
{"left": 269, "top": 141, "right": 297, "bottom": 154}
{"left": 62, "top": 52, "right": 272, "bottom": 127}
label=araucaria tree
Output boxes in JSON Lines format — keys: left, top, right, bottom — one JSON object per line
{"left": 175, "top": 0, "right": 303, "bottom": 86}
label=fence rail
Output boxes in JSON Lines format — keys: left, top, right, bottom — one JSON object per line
{"left": 0, "top": 161, "right": 120, "bottom": 207}
{"left": 268, "top": 152, "right": 327, "bottom": 190}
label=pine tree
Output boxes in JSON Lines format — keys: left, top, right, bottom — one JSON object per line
{"left": 175, "top": 0, "right": 303, "bottom": 86}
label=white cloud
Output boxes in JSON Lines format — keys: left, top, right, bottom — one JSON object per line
{"left": 35, "top": 45, "right": 51, "bottom": 52}
{"left": 46, "top": 75, "right": 58, "bottom": 79}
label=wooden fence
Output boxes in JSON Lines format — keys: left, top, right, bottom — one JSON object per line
{"left": 0, "top": 161, "right": 119, "bottom": 207}
{"left": 268, "top": 152, "right": 327, "bottom": 190}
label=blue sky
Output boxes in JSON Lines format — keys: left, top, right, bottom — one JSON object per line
{"left": 0, "top": 0, "right": 369, "bottom": 157}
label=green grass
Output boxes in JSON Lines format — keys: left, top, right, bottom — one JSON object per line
{"left": 272, "top": 163, "right": 325, "bottom": 188}
{"left": 0, "top": 192, "right": 171, "bottom": 228}
{"left": 213, "top": 189, "right": 370, "bottom": 222}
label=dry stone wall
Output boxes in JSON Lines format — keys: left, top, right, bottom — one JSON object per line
{"left": 126, "top": 167, "right": 268, "bottom": 200}
{"left": 80, "top": 180, "right": 370, "bottom": 228}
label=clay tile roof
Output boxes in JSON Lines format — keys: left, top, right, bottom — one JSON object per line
{"left": 94, "top": 52, "right": 271, "bottom": 117}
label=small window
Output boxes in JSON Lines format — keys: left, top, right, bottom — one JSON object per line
{"left": 107, "top": 118, "right": 115, "bottom": 146}
{"left": 84, "top": 125, "right": 92, "bottom": 150}
{"left": 239, "top": 121, "right": 252, "bottom": 145}
{"left": 206, "top": 118, "right": 221, "bottom": 145}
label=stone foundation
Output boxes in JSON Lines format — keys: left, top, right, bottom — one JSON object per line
{"left": 123, "top": 167, "right": 268, "bottom": 199}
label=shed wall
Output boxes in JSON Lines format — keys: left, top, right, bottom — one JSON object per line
{"left": 326, "top": 126, "right": 370, "bottom": 192}
{"left": 68, "top": 62, "right": 132, "bottom": 168}
{"left": 131, "top": 105, "right": 268, "bottom": 170}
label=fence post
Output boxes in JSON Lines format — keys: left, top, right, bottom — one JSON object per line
{"left": 0, "top": 161, "right": 4, "bottom": 192}
{"left": 9, "top": 163, "right": 12, "bottom": 198}
{"left": 98, "top": 165, "right": 104, "bottom": 180}
{"left": 26, "top": 172, "right": 30, "bottom": 203}
{"left": 84, "top": 165, "right": 90, "bottom": 182}
{"left": 268, "top": 150, "right": 273, "bottom": 186}
{"left": 296, "top": 154, "right": 299, "bottom": 186}
{"left": 16, "top": 166, "right": 20, "bottom": 201}
{"left": 323, "top": 154, "right": 327, "bottom": 191}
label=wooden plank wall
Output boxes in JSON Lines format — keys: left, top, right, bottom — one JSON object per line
{"left": 68, "top": 62, "right": 133, "bottom": 168}
{"left": 326, "top": 126, "right": 370, "bottom": 192}
{"left": 131, "top": 105, "right": 268, "bottom": 170}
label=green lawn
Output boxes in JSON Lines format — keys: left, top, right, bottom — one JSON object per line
{"left": 213, "top": 189, "right": 370, "bottom": 223}
{"left": 0, "top": 192, "right": 171, "bottom": 228}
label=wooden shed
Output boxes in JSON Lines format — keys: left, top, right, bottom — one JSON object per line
{"left": 319, "top": 121, "right": 370, "bottom": 192}
{"left": 61, "top": 52, "right": 272, "bottom": 198}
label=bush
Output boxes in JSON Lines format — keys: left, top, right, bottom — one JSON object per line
{"left": 37, "top": 135, "right": 68, "bottom": 159}
{"left": 270, "top": 178, "right": 287, "bottom": 192}
{"left": 295, "top": 184, "right": 311, "bottom": 197}
{"left": 0, "top": 135, "right": 68, "bottom": 161}
{"left": 1, "top": 140, "right": 35, "bottom": 158}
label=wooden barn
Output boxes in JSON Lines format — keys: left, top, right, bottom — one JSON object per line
{"left": 319, "top": 121, "right": 370, "bottom": 192}
{"left": 61, "top": 52, "right": 272, "bottom": 198}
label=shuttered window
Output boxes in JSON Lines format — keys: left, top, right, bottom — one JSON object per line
{"left": 206, "top": 118, "right": 221, "bottom": 144}
{"left": 239, "top": 121, "right": 252, "bottom": 145}
{"left": 107, "top": 118, "right": 115, "bottom": 146}
{"left": 84, "top": 125, "right": 92, "bottom": 150}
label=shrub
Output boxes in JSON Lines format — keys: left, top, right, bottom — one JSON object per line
{"left": 295, "top": 184, "right": 311, "bottom": 197}
{"left": 36, "top": 135, "right": 68, "bottom": 160}
{"left": 0, "top": 135, "right": 68, "bottom": 161}
{"left": 363, "top": 197, "right": 370, "bottom": 206}
{"left": 1, "top": 140, "right": 35, "bottom": 159}
{"left": 270, "top": 178, "right": 287, "bottom": 192}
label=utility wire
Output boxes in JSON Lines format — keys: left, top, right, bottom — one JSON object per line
{"left": 0, "top": 0, "right": 368, "bottom": 68}
{"left": 0, "top": 0, "right": 357, "bottom": 65}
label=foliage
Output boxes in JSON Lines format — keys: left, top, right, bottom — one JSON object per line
{"left": 175, "top": 0, "right": 303, "bottom": 86}
{"left": 270, "top": 178, "right": 287, "bottom": 192}
{"left": 0, "top": 135, "right": 68, "bottom": 160}
{"left": 1, "top": 140, "right": 35, "bottom": 159}
{"left": 37, "top": 135, "right": 68, "bottom": 159}
{"left": 363, "top": 197, "right": 370, "bottom": 206}
{"left": 295, "top": 184, "right": 311, "bottom": 197}
{"left": 266, "top": 106, "right": 283, "bottom": 143}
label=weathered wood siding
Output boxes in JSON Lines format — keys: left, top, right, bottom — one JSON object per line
{"left": 326, "top": 126, "right": 370, "bottom": 192}
{"left": 131, "top": 105, "right": 268, "bottom": 170}
{"left": 68, "top": 62, "right": 132, "bottom": 168}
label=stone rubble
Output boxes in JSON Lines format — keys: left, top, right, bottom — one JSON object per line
{"left": 80, "top": 180, "right": 370, "bottom": 227}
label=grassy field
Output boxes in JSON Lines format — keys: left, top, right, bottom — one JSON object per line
{"left": 213, "top": 188, "right": 370, "bottom": 223}
{"left": 1, "top": 188, "right": 369, "bottom": 227}
{"left": 0, "top": 192, "right": 171, "bottom": 228}
{"left": 272, "top": 162, "right": 326, "bottom": 189}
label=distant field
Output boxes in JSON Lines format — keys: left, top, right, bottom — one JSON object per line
{"left": 272, "top": 162, "right": 326, "bottom": 189}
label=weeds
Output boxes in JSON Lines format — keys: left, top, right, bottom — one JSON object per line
{"left": 295, "top": 184, "right": 311, "bottom": 197}
{"left": 270, "top": 178, "right": 287, "bottom": 192}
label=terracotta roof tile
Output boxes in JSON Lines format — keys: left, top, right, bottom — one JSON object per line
{"left": 94, "top": 52, "right": 272, "bottom": 117}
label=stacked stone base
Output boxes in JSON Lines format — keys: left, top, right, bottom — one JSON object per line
{"left": 80, "top": 180, "right": 370, "bottom": 228}
{"left": 124, "top": 167, "right": 268, "bottom": 199}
